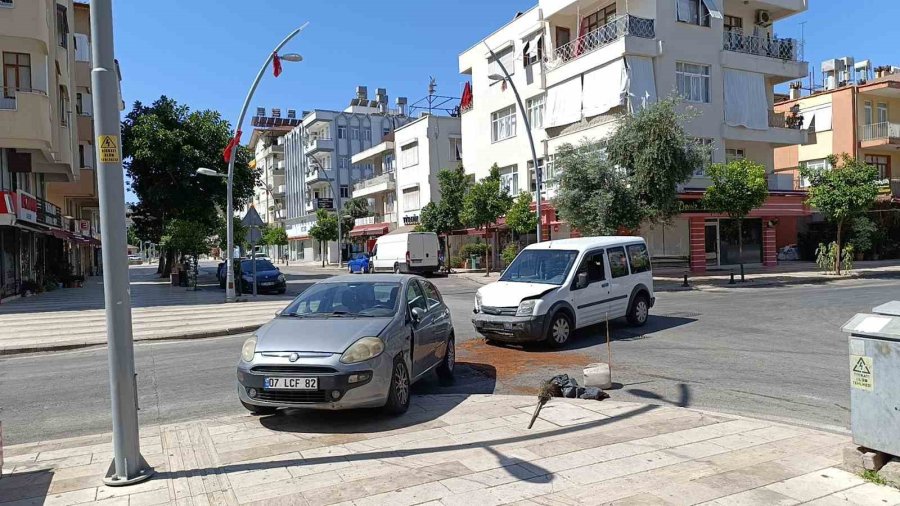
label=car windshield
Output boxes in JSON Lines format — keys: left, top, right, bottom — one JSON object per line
{"left": 241, "top": 259, "right": 276, "bottom": 271}
{"left": 281, "top": 281, "right": 400, "bottom": 317}
{"left": 499, "top": 249, "right": 579, "bottom": 285}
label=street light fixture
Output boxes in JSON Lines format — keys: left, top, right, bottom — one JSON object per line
{"left": 196, "top": 167, "right": 226, "bottom": 178}
{"left": 220, "top": 23, "right": 308, "bottom": 303}
{"left": 484, "top": 45, "right": 543, "bottom": 243}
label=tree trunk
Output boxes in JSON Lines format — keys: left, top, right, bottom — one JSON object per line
{"left": 484, "top": 228, "right": 491, "bottom": 277}
{"left": 156, "top": 246, "right": 165, "bottom": 275}
{"left": 737, "top": 218, "right": 743, "bottom": 270}
{"left": 321, "top": 241, "right": 325, "bottom": 268}
{"left": 835, "top": 220, "right": 843, "bottom": 275}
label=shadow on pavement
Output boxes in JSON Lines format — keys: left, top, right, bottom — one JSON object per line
{"left": 627, "top": 382, "right": 692, "bottom": 408}
{"left": 561, "top": 314, "right": 698, "bottom": 351}
{"left": 0, "top": 469, "right": 54, "bottom": 504}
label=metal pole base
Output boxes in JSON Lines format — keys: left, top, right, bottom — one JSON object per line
{"left": 103, "top": 455, "right": 154, "bottom": 487}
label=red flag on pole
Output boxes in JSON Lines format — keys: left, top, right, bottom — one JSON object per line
{"left": 223, "top": 130, "right": 242, "bottom": 163}
{"left": 273, "top": 53, "right": 282, "bottom": 78}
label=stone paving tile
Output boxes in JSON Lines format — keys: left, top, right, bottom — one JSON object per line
{"left": 697, "top": 487, "right": 800, "bottom": 505}
{"left": 764, "top": 467, "right": 866, "bottom": 502}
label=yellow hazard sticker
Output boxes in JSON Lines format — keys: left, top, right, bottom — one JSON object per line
{"left": 850, "top": 355, "right": 874, "bottom": 391}
{"left": 97, "top": 135, "right": 121, "bottom": 163}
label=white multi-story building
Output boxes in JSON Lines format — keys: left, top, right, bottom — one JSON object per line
{"left": 459, "top": 0, "right": 810, "bottom": 272}
{"left": 282, "top": 87, "right": 412, "bottom": 263}
{"left": 349, "top": 113, "right": 462, "bottom": 245}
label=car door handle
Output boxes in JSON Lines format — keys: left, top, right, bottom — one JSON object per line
{"left": 601, "top": 282, "right": 609, "bottom": 288}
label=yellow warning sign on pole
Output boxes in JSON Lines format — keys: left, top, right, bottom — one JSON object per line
{"left": 850, "top": 355, "right": 874, "bottom": 391}
{"left": 97, "top": 135, "right": 121, "bottom": 163}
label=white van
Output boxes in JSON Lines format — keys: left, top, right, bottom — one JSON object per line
{"left": 371, "top": 232, "right": 440, "bottom": 274}
{"left": 472, "top": 236, "right": 654, "bottom": 347}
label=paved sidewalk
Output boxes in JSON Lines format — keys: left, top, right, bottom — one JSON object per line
{"left": 452, "top": 260, "right": 900, "bottom": 292}
{"left": 0, "top": 263, "right": 306, "bottom": 355}
{"left": 2, "top": 394, "right": 896, "bottom": 506}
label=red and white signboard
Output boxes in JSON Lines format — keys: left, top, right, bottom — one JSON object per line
{"left": 79, "top": 220, "right": 91, "bottom": 235}
{"left": 16, "top": 190, "right": 37, "bottom": 224}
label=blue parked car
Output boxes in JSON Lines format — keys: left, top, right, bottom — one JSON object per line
{"left": 347, "top": 253, "right": 372, "bottom": 274}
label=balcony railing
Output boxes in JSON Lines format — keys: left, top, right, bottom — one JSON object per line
{"left": 723, "top": 31, "right": 803, "bottom": 62}
{"left": 354, "top": 213, "right": 396, "bottom": 227}
{"left": 352, "top": 172, "right": 395, "bottom": 192}
{"left": 547, "top": 15, "right": 655, "bottom": 70}
{"left": 1, "top": 86, "right": 48, "bottom": 110}
{"left": 37, "top": 197, "right": 62, "bottom": 228}
{"left": 767, "top": 173, "right": 804, "bottom": 192}
{"left": 859, "top": 122, "right": 900, "bottom": 142}
{"left": 768, "top": 111, "right": 804, "bottom": 129}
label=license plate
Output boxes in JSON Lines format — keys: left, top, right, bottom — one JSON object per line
{"left": 264, "top": 377, "right": 317, "bottom": 390}
{"left": 260, "top": 282, "right": 275, "bottom": 286}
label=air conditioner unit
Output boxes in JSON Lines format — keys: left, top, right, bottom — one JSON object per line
{"left": 756, "top": 9, "right": 772, "bottom": 26}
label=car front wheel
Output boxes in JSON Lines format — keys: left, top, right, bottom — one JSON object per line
{"left": 627, "top": 294, "right": 650, "bottom": 327}
{"left": 383, "top": 356, "right": 410, "bottom": 415}
{"left": 436, "top": 335, "right": 455, "bottom": 383}
{"left": 545, "top": 312, "right": 572, "bottom": 348}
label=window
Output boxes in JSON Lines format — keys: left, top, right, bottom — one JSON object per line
{"left": 340, "top": 185, "right": 349, "bottom": 198}
{"left": 487, "top": 46, "right": 515, "bottom": 79}
{"left": 0, "top": 1, "right": 12, "bottom": 7}
{"left": 801, "top": 158, "right": 830, "bottom": 187}
{"left": 491, "top": 105, "right": 517, "bottom": 142}
{"left": 422, "top": 281, "right": 443, "bottom": 309}
{"left": 400, "top": 142, "right": 418, "bottom": 168}
{"left": 56, "top": 5, "right": 69, "bottom": 48}
{"left": 626, "top": 244, "right": 651, "bottom": 273}
{"left": 575, "top": 251, "right": 606, "bottom": 284}
{"left": 3, "top": 52, "right": 32, "bottom": 96}
{"left": 864, "top": 101, "right": 873, "bottom": 125}
{"left": 338, "top": 156, "right": 349, "bottom": 170}
{"left": 75, "top": 93, "right": 83, "bottom": 114}
{"left": 58, "top": 86, "right": 68, "bottom": 126}
{"left": 363, "top": 129, "right": 372, "bottom": 141}
{"left": 693, "top": 138, "right": 714, "bottom": 176}
{"left": 585, "top": 4, "right": 617, "bottom": 33}
{"left": 499, "top": 165, "right": 518, "bottom": 195}
{"left": 382, "top": 127, "right": 390, "bottom": 139}
{"left": 607, "top": 247, "right": 630, "bottom": 278}
{"left": 676, "top": 0, "right": 710, "bottom": 27}
{"left": 527, "top": 159, "right": 548, "bottom": 192}
{"left": 406, "top": 282, "right": 427, "bottom": 312}
{"left": 337, "top": 126, "right": 347, "bottom": 139}
{"left": 78, "top": 144, "right": 85, "bottom": 168}
{"left": 877, "top": 103, "right": 888, "bottom": 124}
{"left": 725, "top": 148, "right": 745, "bottom": 162}
{"left": 865, "top": 155, "right": 890, "bottom": 180}
{"left": 526, "top": 94, "right": 545, "bottom": 129}
{"left": 350, "top": 127, "right": 360, "bottom": 140}
{"left": 74, "top": 34, "right": 90, "bottom": 62}
{"left": 676, "top": 62, "right": 710, "bottom": 103}
{"left": 500, "top": 249, "right": 579, "bottom": 285}
{"left": 403, "top": 186, "right": 420, "bottom": 211}
{"left": 449, "top": 138, "right": 463, "bottom": 161}
{"left": 723, "top": 15, "right": 742, "bottom": 33}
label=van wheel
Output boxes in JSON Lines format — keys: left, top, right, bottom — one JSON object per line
{"left": 627, "top": 293, "right": 650, "bottom": 327}
{"left": 545, "top": 312, "right": 572, "bottom": 348}
{"left": 393, "top": 263, "right": 401, "bottom": 274}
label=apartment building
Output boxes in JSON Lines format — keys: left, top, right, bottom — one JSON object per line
{"left": 349, "top": 113, "right": 462, "bottom": 249}
{"left": 459, "top": 0, "right": 811, "bottom": 272}
{"left": 282, "top": 87, "right": 412, "bottom": 263}
{"left": 246, "top": 107, "right": 302, "bottom": 258}
{"left": 774, "top": 58, "right": 900, "bottom": 204}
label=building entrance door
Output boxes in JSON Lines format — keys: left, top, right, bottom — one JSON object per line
{"left": 704, "top": 221, "right": 719, "bottom": 266}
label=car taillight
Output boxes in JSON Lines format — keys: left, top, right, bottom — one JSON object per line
{"left": 405, "top": 251, "right": 410, "bottom": 265}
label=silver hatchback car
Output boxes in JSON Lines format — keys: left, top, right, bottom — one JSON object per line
{"left": 236, "top": 274, "right": 455, "bottom": 415}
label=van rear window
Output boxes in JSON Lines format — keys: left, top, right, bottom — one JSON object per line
{"left": 607, "top": 247, "right": 629, "bottom": 278}
{"left": 627, "top": 244, "right": 651, "bottom": 273}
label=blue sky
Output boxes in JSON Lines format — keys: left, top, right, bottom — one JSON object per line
{"left": 114, "top": 0, "right": 900, "bottom": 199}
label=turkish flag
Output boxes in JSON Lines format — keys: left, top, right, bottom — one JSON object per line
{"left": 273, "top": 53, "right": 282, "bottom": 78}
{"left": 223, "top": 130, "right": 242, "bottom": 163}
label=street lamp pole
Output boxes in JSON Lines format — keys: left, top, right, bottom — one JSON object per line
{"left": 484, "top": 42, "right": 543, "bottom": 243}
{"left": 223, "top": 23, "right": 308, "bottom": 302}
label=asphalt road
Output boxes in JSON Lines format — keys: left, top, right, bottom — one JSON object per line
{"left": 1, "top": 272, "right": 895, "bottom": 444}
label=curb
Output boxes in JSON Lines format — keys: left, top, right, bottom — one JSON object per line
{"left": 0, "top": 324, "right": 261, "bottom": 357}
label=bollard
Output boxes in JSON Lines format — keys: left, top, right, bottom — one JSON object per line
{"left": 682, "top": 273, "right": 689, "bottom": 287}
{"left": 729, "top": 271, "right": 736, "bottom": 285}
{"left": 740, "top": 264, "right": 746, "bottom": 282}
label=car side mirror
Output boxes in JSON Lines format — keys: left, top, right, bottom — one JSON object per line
{"left": 410, "top": 306, "right": 425, "bottom": 323}
{"left": 575, "top": 271, "right": 589, "bottom": 290}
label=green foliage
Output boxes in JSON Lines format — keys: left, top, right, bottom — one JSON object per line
{"left": 850, "top": 216, "right": 877, "bottom": 253}
{"left": 816, "top": 242, "right": 854, "bottom": 274}
{"left": 217, "top": 219, "right": 248, "bottom": 253}
{"left": 341, "top": 197, "right": 371, "bottom": 235}
{"left": 126, "top": 227, "right": 141, "bottom": 247}
{"left": 801, "top": 153, "right": 879, "bottom": 273}
{"left": 122, "top": 96, "right": 259, "bottom": 245}
{"left": 161, "top": 219, "right": 213, "bottom": 257}
{"left": 263, "top": 226, "right": 289, "bottom": 247}
{"left": 462, "top": 164, "right": 513, "bottom": 230}
{"left": 459, "top": 242, "right": 488, "bottom": 258}
{"left": 501, "top": 243, "right": 520, "bottom": 266}
{"left": 506, "top": 192, "right": 538, "bottom": 237}
{"left": 449, "top": 256, "right": 464, "bottom": 269}
{"left": 420, "top": 166, "right": 470, "bottom": 235}
{"left": 703, "top": 160, "right": 769, "bottom": 220}
{"left": 861, "top": 470, "right": 888, "bottom": 487}
{"left": 309, "top": 209, "right": 339, "bottom": 243}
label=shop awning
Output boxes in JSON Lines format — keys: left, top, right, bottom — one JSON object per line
{"left": 349, "top": 223, "right": 389, "bottom": 238}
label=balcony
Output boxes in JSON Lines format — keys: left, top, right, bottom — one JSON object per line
{"left": 767, "top": 173, "right": 804, "bottom": 192}
{"left": 304, "top": 137, "right": 334, "bottom": 154}
{"left": 354, "top": 213, "right": 396, "bottom": 227}
{"left": 0, "top": 88, "right": 52, "bottom": 150}
{"left": 722, "top": 110, "right": 807, "bottom": 146}
{"left": 352, "top": 172, "right": 396, "bottom": 198}
{"left": 721, "top": 32, "right": 807, "bottom": 81}
{"left": 272, "top": 184, "right": 286, "bottom": 196}
{"left": 259, "top": 142, "right": 284, "bottom": 159}
{"left": 859, "top": 122, "right": 900, "bottom": 148}
{"left": 546, "top": 15, "right": 655, "bottom": 71}
{"left": 305, "top": 168, "right": 332, "bottom": 185}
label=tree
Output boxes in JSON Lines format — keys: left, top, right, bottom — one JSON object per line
{"left": 556, "top": 98, "right": 703, "bottom": 235}
{"left": 122, "top": 96, "right": 259, "bottom": 276}
{"left": 800, "top": 153, "right": 879, "bottom": 274}
{"left": 506, "top": 192, "right": 538, "bottom": 239}
{"left": 702, "top": 159, "right": 769, "bottom": 267}
{"left": 308, "top": 209, "right": 338, "bottom": 268}
{"left": 126, "top": 227, "right": 141, "bottom": 248}
{"left": 419, "top": 166, "right": 470, "bottom": 266}
{"left": 263, "top": 226, "right": 289, "bottom": 251}
{"left": 217, "top": 219, "right": 248, "bottom": 257}
{"left": 462, "top": 164, "right": 513, "bottom": 274}
{"left": 161, "top": 219, "right": 212, "bottom": 258}
{"left": 341, "top": 197, "right": 371, "bottom": 236}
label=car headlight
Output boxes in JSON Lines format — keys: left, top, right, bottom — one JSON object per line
{"left": 340, "top": 337, "right": 385, "bottom": 364}
{"left": 277, "top": 274, "right": 285, "bottom": 282}
{"left": 241, "top": 336, "right": 257, "bottom": 362}
{"left": 474, "top": 292, "right": 482, "bottom": 313}
{"left": 516, "top": 300, "right": 537, "bottom": 317}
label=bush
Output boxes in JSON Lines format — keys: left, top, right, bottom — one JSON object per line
{"left": 501, "top": 243, "right": 519, "bottom": 266}
{"left": 816, "top": 242, "right": 854, "bottom": 274}
{"left": 20, "top": 279, "right": 41, "bottom": 295}
{"left": 850, "top": 216, "right": 877, "bottom": 254}
{"left": 449, "top": 256, "right": 464, "bottom": 269}
{"left": 459, "top": 242, "right": 488, "bottom": 258}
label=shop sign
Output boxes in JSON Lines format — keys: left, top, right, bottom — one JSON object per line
{"left": 16, "top": 190, "right": 37, "bottom": 223}
{"left": 402, "top": 214, "right": 420, "bottom": 226}
{"left": 0, "top": 191, "right": 15, "bottom": 215}
{"left": 79, "top": 220, "right": 91, "bottom": 235}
